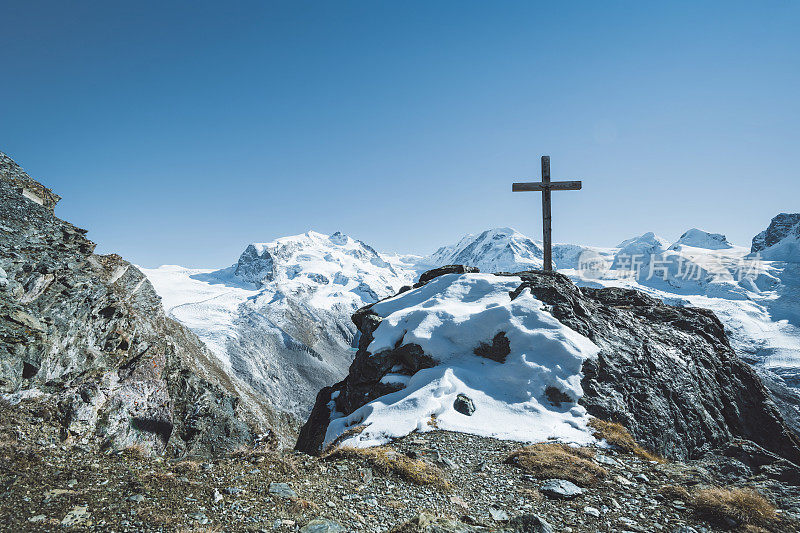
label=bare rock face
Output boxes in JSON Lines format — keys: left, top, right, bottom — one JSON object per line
{"left": 511, "top": 271, "right": 800, "bottom": 464}
{"left": 296, "top": 268, "right": 800, "bottom": 466}
{"left": 0, "top": 151, "right": 283, "bottom": 456}
{"left": 752, "top": 213, "right": 800, "bottom": 254}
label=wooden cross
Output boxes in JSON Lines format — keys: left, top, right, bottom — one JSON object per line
{"left": 512, "top": 156, "right": 582, "bottom": 271}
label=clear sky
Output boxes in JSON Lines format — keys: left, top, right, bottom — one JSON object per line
{"left": 2, "top": 1, "right": 798, "bottom": 267}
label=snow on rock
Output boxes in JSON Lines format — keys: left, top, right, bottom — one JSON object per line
{"left": 669, "top": 228, "right": 733, "bottom": 250}
{"left": 322, "top": 273, "right": 599, "bottom": 449}
{"left": 424, "top": 227, "right": 544, "bottom": 272}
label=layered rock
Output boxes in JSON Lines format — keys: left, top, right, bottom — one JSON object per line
{"left": 296, "top": 268, "right": 800, "bottom": 466}
{"left": 751, "top": 213, "right": 800, "bottom": 261}
{"left": 0, "top": 151, "right": 284, "bottom": 456}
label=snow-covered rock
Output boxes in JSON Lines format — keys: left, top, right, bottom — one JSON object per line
{"left": 297, "top": 270, "right": 800, "bottom": 464}
{"left": 321, "top": 273, "right": 599, "bottom": 449}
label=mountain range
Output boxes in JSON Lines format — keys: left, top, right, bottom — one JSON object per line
{"left": 142, "top": 218, "right": 800, "bottom": 424}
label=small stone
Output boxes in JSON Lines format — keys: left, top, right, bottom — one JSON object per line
{"left": 357, "top": 467, "right": 373, "bottom": 484}
{"left": 540, "top": 479, "right": 583, "bottom": 499}
{"left": 584, "top": 506, "right": 601, "bottom": 517}
{"left": 615, "top": 475, "right": 634, "bottom": 485}
{"left": 268, "top": 482, "right": 297, "bottom": 498}
{"left": 188, "top": 512, "right": 207, "bottom": 521}
{"left": 595, "top": 454, "right": 621, "bottom": 467}
{"left": 67, "top": 478, "right": 78, "bottom": 488}
{"left": 61, "top": 506, "right": 89, "bottom": 527}
{"left": 634, "top": 473, "right": 650, "bottom": 483}
{"left": 213, "top": 489, "right": 223, "bottom": 503}
{"left": 222, "top": 486, "right": 243, "bottom": 495}
{"left": 126, "top": 494, "right": 145, "bottom": 503}
{"left": 505, "top": 514, "right": 554, "bottom": 533}
{"left": 672, "top": 527, "right": 698, "bottom": 533}
{"left": 28, "top": 515, "right": 46, "bottom": 523}
{"left": 489, "top": 507, "right": 509, "bottom": 522}
{"left": 201, "top": 463, "right": 214, "bottom": 471}
{"left": 300, "top": 519, "right": 345, "bottom": 533}
{"left": 449, "top": 495, "right": 469, "bottom": 509}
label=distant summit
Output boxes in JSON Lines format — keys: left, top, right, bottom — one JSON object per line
{"left": 425, "top": 227, "right": 544, "bottom": 272}
{"left": 670, "top": 228, "right": 733, "bottom": 250}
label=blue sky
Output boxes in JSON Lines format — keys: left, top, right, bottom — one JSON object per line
{"left": 2, "top": 1, "right": 798, "bottom": 267}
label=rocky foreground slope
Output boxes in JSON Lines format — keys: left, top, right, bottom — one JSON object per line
{"left": 0, "top": 151, "right": 289, "bottom": 455}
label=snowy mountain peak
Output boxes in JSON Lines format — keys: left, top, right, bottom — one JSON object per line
{"left": 670, "top": 229, "right": 733, "bottom": 250}
{"left": 425, "top": 227, "right": 544, "bottom": 273}
{"left": 233, "top": 230, "right": 395, "bottom": 287}
{"left": 616, "top": 232, "right": 670, "bottom": 251}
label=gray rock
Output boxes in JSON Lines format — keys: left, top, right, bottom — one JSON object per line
{"left": 268, "top": 482, "right": 296, "bottom": 498}
{"left": 453, "top": 394, "right": 476, "bottom": 416}
{"left": 222, "top": 487, "right": 243, "bottom": 495}
{"left": 634, "top": 473, "right": 649, "bottom": 483}
{"left": 595, "top": 454, "right": 621, "bottom": 467}
{"left": 300, "top": 519, "right": 345, "bottom": 533}
{"left": 125, "top": 494, "right": 145, "bottom": 503}
{"left": 539, "top": 479, "right": 583, "bottom": 499}
{"left": 502, "top": 514, "right": 554, "bottom": 533}
{"left": 583, "top": 506, "right": 601, "bottom": 517}
{"left": 417, "top": 265, "right": 480, "bottom": 286}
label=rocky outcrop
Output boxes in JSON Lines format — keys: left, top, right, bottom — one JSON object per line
{"left": 752, "top": 213, "right": 800, "bottom": 253}
{"left": 297, "top": 268, "right": 800, "bottom": 466}
{"left": 0, "top": 151, "right": 284, "bottom": 456}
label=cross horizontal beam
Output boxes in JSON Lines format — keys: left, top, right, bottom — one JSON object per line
{"left": 512, "top": 180, "right": 582, "bottom": 192}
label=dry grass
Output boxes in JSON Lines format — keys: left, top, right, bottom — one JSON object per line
{"left": 121, "top": 443, "right": 148, "bottom": 459}
{"left": 323, "top": 446, "right": 451, "bottom": 490}
{"left": 319, "top": 425, "right": 366, "bottom": 456}
{"left": 690, "top": 487, "right": 777, "bottom": 528}
{"left": 172, "top": 460, "right": 200, "bottom": 473}
{"left": 658, "top": 484, "right": 691, "bottom": 501}
{"left": 506, "top": 442, "right": 607, "bottom": 487}
{"left": 289, "top": 498, "right": 319, "bottom": 514}
{"left": 588, "top": 419, "right": 665, "bottom": 463}
{"left": 229, "top": 446, "right": 299, "bottom": 476}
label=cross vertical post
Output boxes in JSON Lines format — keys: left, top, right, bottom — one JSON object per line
{"left": 511, "top": 156, "right": 582, "bottom": 272}
{"left": 541, "top": 156, "right": 552, "bottom": 271}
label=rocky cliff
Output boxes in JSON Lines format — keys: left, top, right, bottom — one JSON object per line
{"left": 296, "top": 268, "right": 800, "bottom": 467}
{"left": 0, "top": 151, "right": 286, "bottom": 456}
{"left": 752, "top": 213, "right": 800, "bottom": 262}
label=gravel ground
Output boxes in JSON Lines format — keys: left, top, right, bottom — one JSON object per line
{"left": 2, "top": 398, "right": 799, "bottom": 532}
